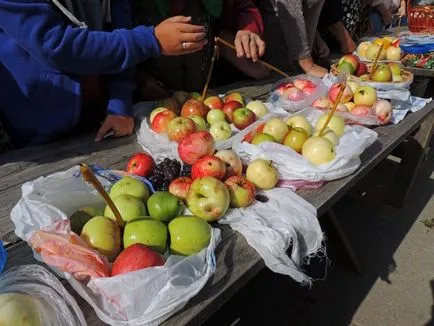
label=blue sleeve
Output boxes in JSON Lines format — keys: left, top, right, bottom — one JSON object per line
{"left": 106, "top": 0, "right": 136, "bottom": 117}
{"left": 0, "top": 0, "right": 161, "bottom": 75}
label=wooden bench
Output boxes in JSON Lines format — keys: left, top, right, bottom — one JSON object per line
{"left": 1, "top": 80, "right": 433, "bottom": 325}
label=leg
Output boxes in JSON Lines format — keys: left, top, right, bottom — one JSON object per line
{"left": 386, "top": 111, "right": 434, "bottom": 207}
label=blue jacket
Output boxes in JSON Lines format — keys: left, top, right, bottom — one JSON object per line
{"left": 0, "top": 0, "right": 160, "bottom": 147}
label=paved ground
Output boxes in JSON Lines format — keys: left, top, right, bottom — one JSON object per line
{"left": 206, "top": 144, "right": 434, "bottom": 326}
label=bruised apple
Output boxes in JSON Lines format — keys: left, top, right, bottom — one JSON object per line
{"left": 191, "top": 155, "right": 226, "bottom": 180}
{"left": 181, "top": 99, "right": 208, "bottom": 118}
{"left": 372, "top": 99, "right": 392, "bottom": 125}
{"left": 169, "top": 177, "right": 193, "bottom": 199}
{"left": 178, "top": 131, "right": 216, "bottom": 164}
{"left": 214, "top": 149, "right": 242, "bottom": 178}
{"left": 224, "top": 176, "right": 256, "bottom": 208}
{"left": 111, "top": 244, "right": 165, "bottom": 276}
{"left": 167, "top": 117, "right": 196, "bottom": 143}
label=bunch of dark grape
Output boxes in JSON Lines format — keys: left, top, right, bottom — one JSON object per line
{"left": 180, "top": 164, "right": 192, "bottom": 177}
{"left": 148, "top": 158, "right": 181, "bottom": 191}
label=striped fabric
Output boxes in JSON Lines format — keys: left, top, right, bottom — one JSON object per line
{"left": 0, "top": 120, "right": 13, "bottom": 154}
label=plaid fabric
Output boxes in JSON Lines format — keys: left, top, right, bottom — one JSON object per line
{"left": 0, "top": 120, "right": 14, "bottom": 154}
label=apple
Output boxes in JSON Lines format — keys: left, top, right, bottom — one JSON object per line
{"left": 315, "top": 114, "right": 346, "bottom": 137}
{"left": 282, "top": 127, "right": 309, "bottom": 153}
{"left": 111, "top": 244, "right": 165, "bottom": 276}
{"left": 191, "top": 155, "right": 226, "bottom": 180}
{"left": 302, "top": 136, "right": 336, "bottom": 165}
{"left": 359, "top": 74, "right": 371, "bottom": 81}
{"left": 186, "top": 177, "right": 230, "bottom": 221}
{"left": 347, "top": 81, "right": 361, "bottom": 94}
{"left": 81, "top": 216, "right": 121, "bottom": 262}
{"left": 178, "top": 131, "right": 216, "bottom": 164}
{"left": 251, "top": 133, "right": 276, "bottom": 145}
{"left": 286, "top": 115, "right": 313, "bottom": 136}
{"left": 109, "top": 176, "right": 150, "bottom": 201}
{"left": 366, "top": 43, "right": 386, "bottom": 61}
{"left": 232, "top": 108, "right": 256, "bottom": 130}
{"left": 337, "top": 61, "right": 355, "bottom": 74}
{"left": 336, "top": 103, "right": 349, "bottom": 112}
{"left": 214, "top": 150, "right": 242, "bottom": 178}
{"left": 314, "top": 128, "right": 340, "bottom": 145}
{"left": 207, "top": 109, "right": 227, "bottom": 125}
{"left": 173, "top": 91, "right": 189, "bottom": 105}
{"left": 357, "top": 41, "right": 371, "bottom": 58}
{"left": 224, "top": 176, "right": 256, "bottom": 208}
{"left": 263, "top": 118, "right": 289, "bottom": 143}
{"left": 188, "top": 91, "right": 201, "bottom": 100}
{"left": 371, "top": 64, "right": 392, "bottom": 82}
{"left": 351, "top": 105, "right": 373, "bottom": 116}
{"left": 0, "top": 293, "right": 44, "bottom": 326}
{"left": 372, "top": 99, "right": 392, "bottom": 125}
{"left": 337, "top": 54, "right": 359, "bottom": 74}
{"left": 328, "top": 83, "right": 353, "bottom": 104}
{"left": 246, "top": 100, "right": 268, "bottom": 118}
{"left": 147, "top": 191, "right": 184, "bottom": 222}
{"left": 344, "top": 102, "right": 356, "bottom": 111}
{"left": 169, "top": 177, "right": 193, "bottom": 199}
{"left": 242, "top": 123, "right": 265, "bottom": 143}
{"left": 204, "top": 96, "right": 224, "bottom": 110}
{"left": 303, "top": 86, "right": 316, "bottom": 96}
{"left": 386, "top": 45, "right": 401, "bottom": 61}
{"left": 167, "top": 117, "right": 196, "bottom": 143}
{"left": 312, "top": 97, "right": 332, "bottom": 110}
{"left": 222, "top": 101, "right": 243, "bottom": 122}
{"left": 181, "top": 99, "right": 208, "bottom": 118}
{"left": 169, "top": 216, "right": 211, "bottom": 256}
{"left": 189, "top": 115, "right": 208, "bottom": 131}
{"left": 293, "top": 79, "right": 316, "bottom": 90}
{"left": 104, "top": 194, "right": 147, "bottom": 223}
{"left": 150, "top": 107, "right": 168, "bottom": 124}
{"left": 354, "top": 86, "right": 377, "bottom": 106}
{"left": 151, "top": 110, "right": 177, "bottom": 134}
{"left": 355, "top": 62, "right": 368, "bottom": 77}
{"left": 126, "top": 152, "right": 154, "bottom": 177}
{"left": 123, "top": 217, "right": 168, "bottom": 253}
{"left": 224, "top": 92, "right": 244, "bottom": 105}
{"left": 388, "top": 62, "right": 403, "bottom": 82}
{"left": 159, "top": 97, "right": 181, "bottom": 115}
{"left": 210, "top": 121, "right": 232, "bottom": 140}
{"left": 246, "top": 159, "right": 279, "bottom": 190}
{"left": 284, "top": 87, "right": 304, "bottom": 101}
{"left": 276, "top": 82, "right": 294, "bottom": 95}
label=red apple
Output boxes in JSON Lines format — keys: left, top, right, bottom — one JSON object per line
{"left": 151, "top": 110, "right": 177, "bottom": 134}
{"left": 303, "top": 86, "right": 316, "bottom": 96}
{"left": 169, "top": 177, "right": 193, "bottom": 199}
{"left": 204, "top": 96, "right": 224, "bottom": 110}
{"left": 222, "top": 101, "right": 243, "bottom": 122}
{"left": 181, "top": 99, "right": 209, "bottom": 118}
{"left": 111, "top": 244, "right": 165, "bottom": 276}
{"left": 159, "top": 97, "right": 181, "bottom": 115}
{"left": 214, "top": 149, "right": 242, "bottom": 178}
{"left": 351, "top": 105, "right": 373, "bottom": 116}
{"left": 276, "top": 82, "right": 295, "bottom": 95}
{"left": 191, "top": 155, "right": 226, "bottom": 180}
{"left": 126, "top": 152, "right": 154, "bottom": 177}
{"left": 232, "top": 108, "right": 256, "bottom": 130}
{"left": 312, "top": 97, "right": 332, "bottom": 110}
{"left": 293, "top": 79, "right": 316, "bottom": 90}
{"left": 167, "top": 117, "right": 196, "bottom": 143}
{"left": 355, "top": 62, "right": 368, "bottom": 77}
{"left": 337, "top": 54, "right": 360, "bottom": 74}
{"left": 284, "top": 87, "right": 304, "bottom": 101}
{"left": 178, "top": 131, "right": 216, "bottom": 165}
{"left": 150, "top": 107, "right": 169, "bottom": 124}
{"left": 224, "top": 176, "right": 256, "bottom": 208}
{"left": 224, "top": 92, "right": 244, "bottom": 105}
{"left": 328, "top": 82, "right": 353, "bottom": 104}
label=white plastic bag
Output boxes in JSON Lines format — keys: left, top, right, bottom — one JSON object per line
{"left": 0, "top": 264, "right": 86, "bottom": 326}
{"left": 232, "top": 108, "right": 378, "bottom": 182}
{"left": 10, "top": 166, "right": 221, "bottom": 326}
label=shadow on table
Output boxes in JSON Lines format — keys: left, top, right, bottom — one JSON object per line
{"left": 205, "top": 144, "right": 434, "bottom": 326}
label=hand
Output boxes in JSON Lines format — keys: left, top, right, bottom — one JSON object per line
{"left": 95, "top": 115, "right": 134, "bottom": 142}
{"left": 380, "top": 9, "right": 393, "bottom": 26}
{"left": 234, "top": 30, "right": 265, "bottom": 62}
{"left": 154, "top": 16, "right": 208, "bottom": 55}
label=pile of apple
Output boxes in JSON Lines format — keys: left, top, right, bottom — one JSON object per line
{"left": 243, "top": 113, "right": 345, "bottom": 165}
{"left": 357, "top": 37, "right": 401, "bottom": 62}
{"left": 313, "top": 82, "right": 393, "bottom": 125}
{"left": 274, "top": 78, "right": 320, "bottom": 102}
{"left": 149, "top": 90, "right": 269, "bottom": 142}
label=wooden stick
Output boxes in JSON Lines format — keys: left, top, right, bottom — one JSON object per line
{"left": 216, "top": 37, "right": 290, "bottom": 78}
{"left": 201, "top": 44, "right": 219, "bottom": 102}
{"left": 369, "top": 43, "right": 385, "bottom": 79}
{"left": 318, "top": 83, "right": 346, "bottom": 137}
{"left": 79, "top": 164, "right": 125, "bottom": 228}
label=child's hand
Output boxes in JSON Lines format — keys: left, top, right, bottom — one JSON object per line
{"left": 95, "top": 115, "right": 134, "bottom": 142}
{"left": 154, "top": 16, "right": 208, "bottom": 55}
{"left": 234, "top": 30, "right": 265, "bottom": 62}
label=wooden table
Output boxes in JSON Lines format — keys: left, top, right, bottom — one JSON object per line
{"left": 1, "top": 80, "right": 433, "bottom": 325}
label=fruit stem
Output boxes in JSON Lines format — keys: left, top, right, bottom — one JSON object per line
{"left": 319, "top": 83, "right": 346, "bottom": 137}
{"left": 201, "top": 43, "right": 219, "bottom": 102}
{"left": 79, "top": 164, "right": 125, "bottom": 228}
{"left": 369, "top": 43, "right": 385, "bottom": 79}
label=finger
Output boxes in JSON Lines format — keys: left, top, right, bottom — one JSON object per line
{"left": 250, "top": 38, "right": 258, "bottom": 62}
{"left": 182, "top": 32, "right": 207, "bottom": 42}
{"left": 257, "top": 39, "right": 266, "bottom": 57}
{"left": 179, "top": 24, "right": 206, "bottom": 33}
{"left": 95, "top": 122, "right": 112, "bottom": 142}
{"left": 166, "top": 16, "right": 191, "bottom": 23}
{"left": 241, "top": 35, "right": 251, "bottom": 59}
{"left": 234, "top": 35, "right": 244, "bottom": 58}
{"left": 181, "top": 39, "right": 208, "bottom": 51}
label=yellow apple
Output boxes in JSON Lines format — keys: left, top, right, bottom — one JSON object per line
{"left": 302, "top": 136, "right": 336, "bottom": 165}
{"left": 285, "top": 115, "right": 313, "bottom": 136}
{"left": 315, "top": 114, "right": 346, "bottom": 137}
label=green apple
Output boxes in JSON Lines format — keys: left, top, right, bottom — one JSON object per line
{"left": 207, "top": 109, "right": 226, "bottom": 125}
{"left": 315, "top": 114, "right": 346, "bottom": 137}
{"left": 123, "top": 217, "right": 168, "bottom": 253}
{"left": 388, "top": 62, "right": 403, "bottom": 82}
{"left": 168, "top": 216, "right": 211, "bottom": 256}
{"left": 210, "top": 121, "right": 232, "bottom": 140}
{"left": 251, "top": 133, "right": 276, "bottom": 145}
{"left": 80, "top": 216, "right": 121, "bottom": 261}
{"left": 147, "top": 191, "right": 184, "bottom": 222}
{"left": 285, "top": 115, "right": 313, "bottom": 136}
{"left": 109, "top": 176, "right": 150, "bottom": 201}
{"left": 186, "top": 177, "right": 230, "bottom": 221}
{"left": 371, "top": 64, "right": 392, "bottom": 82}
{"left": 282, "top": 127, "right": 309, "bottom": 153}
{"left": 246, "top": 100, "right": 268, "bottom": 118}
{"left": 189, "top": 115, "right": 208, "bottom": 131}
{"left": 302, "top": 136, "right": 336, "bottom": 165}
{"left": 263, "top": 118, "right": 289, "bottom": 143}
{"left": 188, "top": 91, "right": 202, "bottom": 100}
{"left": 104, "top": 194, "right": 147, "bottom": 223}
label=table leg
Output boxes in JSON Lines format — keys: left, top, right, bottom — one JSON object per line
{"left": 386, "top": 111, "right": 434, "bottom": 207}
{"left": 327, "top": 209, "right": 363, "bottom": 274}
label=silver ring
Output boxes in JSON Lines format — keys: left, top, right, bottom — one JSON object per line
{"left": 182, "top": 42, "right": 187, "bottom": 50}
